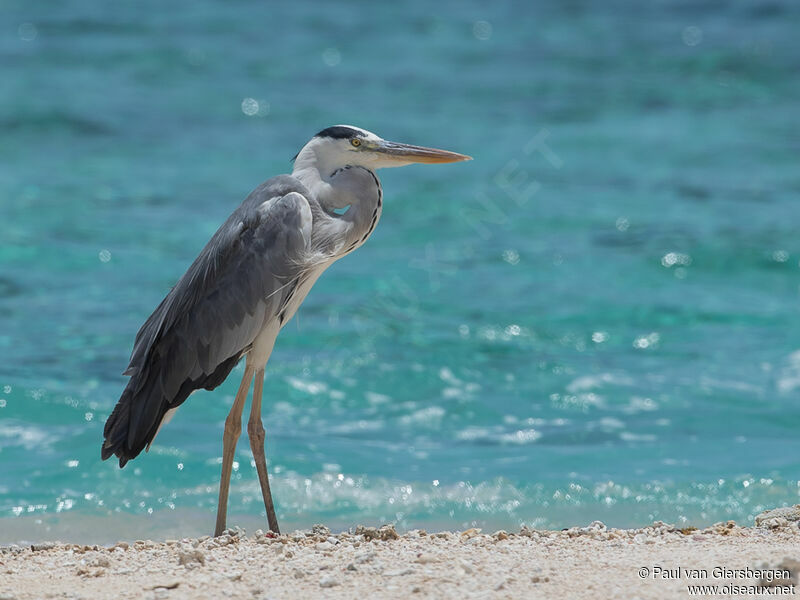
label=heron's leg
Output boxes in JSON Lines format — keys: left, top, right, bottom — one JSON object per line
{"left": 247, "top": 368, "right": 280, "bottom": 534}
{"left": 214, "top": 365, "right": 254, "bottom": 537}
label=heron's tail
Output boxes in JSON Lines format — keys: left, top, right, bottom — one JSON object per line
{"left": 101, "top": 365, "right": 168, "bottom": 468}
{"left": 102, "top": 352, "right": 243, "bottom": 468}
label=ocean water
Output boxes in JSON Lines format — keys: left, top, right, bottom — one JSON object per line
{"left": 2, "top": 0, "right": 800, "bottom": 543}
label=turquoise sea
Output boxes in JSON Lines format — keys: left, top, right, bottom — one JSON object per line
{"left": 2, "top": 0, "right": 800, "bottom": 543}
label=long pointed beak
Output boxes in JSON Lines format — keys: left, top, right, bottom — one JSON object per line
{"left": 376, "top": 140, "right": 472, "bottom": 164}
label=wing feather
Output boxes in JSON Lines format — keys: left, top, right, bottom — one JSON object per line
{"left": 103, "top": 176, "right": 313, "bottom": 466}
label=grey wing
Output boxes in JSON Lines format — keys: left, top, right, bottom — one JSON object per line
{"left": 102, "top": 178, "right": 312, "bottom": 466}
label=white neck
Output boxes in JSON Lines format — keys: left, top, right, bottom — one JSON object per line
{"left": 290, "top": 140, "right": 382, "bottom": 258}
{"left": 291, "top": 142, "right": 335, "bottom": 205}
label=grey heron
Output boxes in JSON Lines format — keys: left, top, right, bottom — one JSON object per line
{"left": 101, "top": 125, "right": 470, "bottom": 536}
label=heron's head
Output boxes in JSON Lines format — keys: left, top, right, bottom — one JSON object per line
{"left": 292, "top": 125, "right": 471, "bottom": 176}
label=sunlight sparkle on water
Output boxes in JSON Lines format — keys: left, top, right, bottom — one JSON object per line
{"left": 241, "top": 98, "right": 258, "bottom": 116}
{"left": 322, "top": 48, "right": 341, "bottom": 66}
{"left": 633, "top": 333, "right": 660, "bottom": 349}
{"left": 472, "top": 20, "right": 492, "bottom": 40}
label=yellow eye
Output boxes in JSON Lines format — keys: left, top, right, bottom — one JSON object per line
{"left": 351, "top": 138, "right": 361, "bottom": 147}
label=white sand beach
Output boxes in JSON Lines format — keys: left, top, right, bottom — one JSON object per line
{"left": 2, "top": 510, "right": 799, "bottom": 599}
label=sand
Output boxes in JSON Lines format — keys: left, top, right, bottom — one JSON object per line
{"left": 1, "top": 515, "right": 799, "bottom": 600}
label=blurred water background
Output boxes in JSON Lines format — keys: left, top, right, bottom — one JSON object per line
{"left": 2, "top": 0, "right": 800, "bottom": 542}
